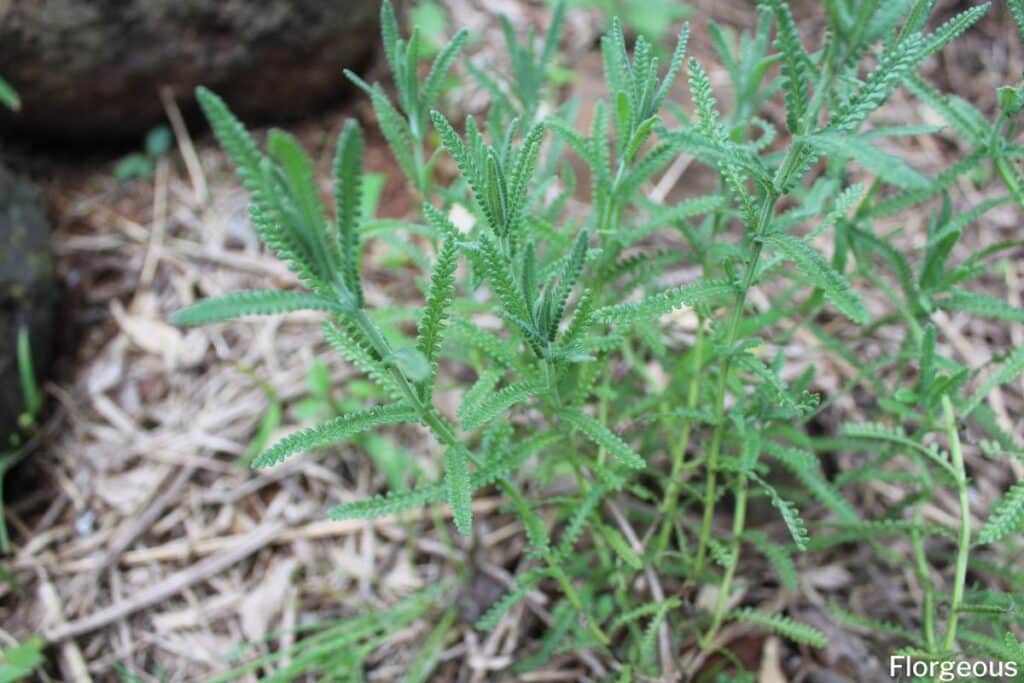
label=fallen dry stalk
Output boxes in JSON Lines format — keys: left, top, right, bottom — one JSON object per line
{"left": 30, "top": 497, "right": 503, "bottom": 575}
{"left": 39, "top": 576, "right": 96, "bottom": 681}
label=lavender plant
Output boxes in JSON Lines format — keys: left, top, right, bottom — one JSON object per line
{"left": 173, "top": 0, "right": 1024, "bottom": 677}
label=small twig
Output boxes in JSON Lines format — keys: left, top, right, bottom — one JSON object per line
{"left": 92, "top": 465, "right": 195, "bottom": 577}
{"left": 39, "top": 574, "right": 93, "bottom": 682}
{"left": 160, "top": 86, "right": 208, "bottom": 206}
{"left": 648, "top": 154, "right": 692, "bottom": 204}
{"left": 138, "top": 158, "right": 169, "bottom": 290}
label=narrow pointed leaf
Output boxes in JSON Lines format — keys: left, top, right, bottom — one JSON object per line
{"left": 460, "top": 381, "right": 545, "bottom": 431}
{"left": 334, "top": 120, "right": 366, "bottom": 306}
{"left": 594, "top": 279, "right": 734, "bottom": 325}
{"left": 978, "top": 480, "right": 1024, "bottom": 544}
{"left": 416, "top": 237, "right": 459, "bottom": 374}
{"left": 558, "top": 407, "right": 645, "bottom": 469}
{"left": 766, "top": 232, "right": 869, "bottom": 324}
{"left": 445, "top": 445, "right": 473, "bottom": 535}
{"left": 171, "top": 291, "right": 338, "bottom": 327}
{"left": 254, "top": 403, "right": 417, "bottom": 468}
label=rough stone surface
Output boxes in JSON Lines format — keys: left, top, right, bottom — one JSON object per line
{"left": 0, "top": 0, "right": 379, "bottom": 143}
{"left": 0, "top": 164, "right": 56, "bottom": 439}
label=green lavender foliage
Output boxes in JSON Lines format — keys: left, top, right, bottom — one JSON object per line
{"left": 979, "top": 480, "right": 1024, "bottom": 544}
{"left": 731, "top": 608, "right": 827, "bottom": 648}
{"left": 345, "top": 0, "right": 469, "bottom": 192}
{"left": 468, "top": 0, "right": 565, "bottom": 129}
{"left": 0, "top": 76, "right": 18, "bottom": 111}
{"left": 173, "top": 0, "right": 1024, "bottom": 676}
{"left": 0, "top": 328, "right": 43, "bottom": 554}
{"left": 208, "top": 583, "right": 453, "bottom": 681}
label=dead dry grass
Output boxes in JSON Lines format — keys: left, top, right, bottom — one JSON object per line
{"left": 1, "top": 1, "right": 1022, "bottom": 681}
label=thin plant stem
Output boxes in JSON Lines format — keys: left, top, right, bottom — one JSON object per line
{"left": 691, "top": 188, "right": 777, "bottom": 579}
{"left": 655, "top": 320, "right": 705, "bottom": 562}
{"left": 701, "top": 470, "right": 748, "bottom": 649}
{"left": 941, "top": 393, "right": 970, "bottom": 655}
{"left": 0, "top": 458, "right": 9, "bottom": 553}
{"left": 912, "top": 506, "right": 938, "bottom": 653}
{"left": 694, "top": 143, "right": 809, "bottom": 636}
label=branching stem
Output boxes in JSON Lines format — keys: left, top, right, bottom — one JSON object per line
{"left": 692, "top": 181, "right": 779, "bottom": 580}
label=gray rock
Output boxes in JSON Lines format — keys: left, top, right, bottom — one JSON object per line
{"left": 0, "top": 0, "right": 379, "bottom": 143}
{"left": 0, "top": 164, "right": 55, "bottom": 440}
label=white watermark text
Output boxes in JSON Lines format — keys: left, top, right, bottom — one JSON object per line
{"left": 889, "top": 655, "right": 1018, "bottom": 681}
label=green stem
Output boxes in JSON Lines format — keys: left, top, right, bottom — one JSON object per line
{"left": 595, "top": 361, "right": 613, "bottom": 468}
{"left": 701, "top": 472, "right": 748, "bottom": 649}
{"left": 692, "top": 194, "right": 775, "bottom": 580}
{"left": 692, "top": 137, "right": 811, "bottom": 581}
{"left": 384, "top": 322, "right": 611, "bottom": 646}
{"left": 0, "top": 456, "right": 9, "bottom": 553}
{"left": 912, "top": 502, "right": 938, "bottom": 653}
{"left": 654, "top": 320, "right": 704, "bottom": 562}
{"left": 548, "top": 556, "right": 611, "bottom": 646}
{"left": 941, "top": 393, "right": 970, "bottom": 655}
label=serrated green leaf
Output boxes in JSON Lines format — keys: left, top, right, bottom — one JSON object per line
{"left": 765, "top": 442, "right": 858, "bottom": 523}
{"left": 558, "top": 407, "right": 644, "bottom": 469}
{"left": 266, "top": 129, "right": 334, "bottom": 279}
{"left": 479, "top": 233, "right": 535, "bottom": 336}
{"left": 963, "top": 345, "right": 1024, "bottom": 415}
{"left": 937, "top": 290, "right": 1024, "bottom": 323}
{"left": 460, "top": 381, "right": 545, "bottom": 431}
{"left": 323, "top": 321, "right": 405, "bottom": 401}
{"left": 842, "top": 422, "right": 958, "bottom": 480}
{"left": 254, "top": 403, "right": 417, "bottom": 468}
{"left": 171, "top": 291, "right": 338, "bottom": 327}
{"left": 334, "top": 119, "right": 366, "bottom": 306}
{"left": 422, "top": 29, "right": 469, "bottom": 114}
{"left": 803, "top": 132, "right": 929, "bottom": 190}
{"left": 476, "top": 568, "right": 547, "bottom": 631}
{"left": 600, "top": 525, "right": 643, "bottom": 569}
{"left": 196, "top": 88, "right": 330, "bottom": 294}
{"left": 329, "top": 482, "right": 446, "bottom": 520}
{"left": 547, "top": 229, "right": 588, "bottom": 339}
{"left": 1012, "top": 0, "right": 1024, "bottom": 41}
{"left": 760, "top": 0, "right": 811, "bottom": 133}
{"left": 416, "top": 237, "right": 459, "bottom": 379}
{"left": 555, "top": 482, "right": 609, "bottom": 558}
{"left": 923, "top": 3, "right": 990, "bottom": 56}
{"left": 593, "top": 278, "right": 733, "bottom": 325}
{"left": 766, "top": 232, "right": 869, "bottom": 323}
{"left": 731, "top": 608, "right": 827, "bottom": 648}
{"left": 979, "top": 480, "right": 1024, "bottom": 544}
{"left": 444, "top": 445, "right": 473, "bottom": 535}
{"left": 346, "top": 71, "right": 420, "bottom": 186}
{"left": 832, "top": 34, "right": 926, "bottom": 133}
{"left": 754, "top": 475, "right": 810, "bottom": 550}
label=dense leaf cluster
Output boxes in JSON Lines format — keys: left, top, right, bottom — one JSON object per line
{"left": 173, "top": 0, "right": 1024, "bottom": 676}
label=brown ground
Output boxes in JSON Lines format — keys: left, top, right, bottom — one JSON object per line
{"left": 1, "top": 1, "right": 1022, "bottom": 681}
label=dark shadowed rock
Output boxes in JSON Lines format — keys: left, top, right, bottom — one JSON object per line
{"left": 0, "top": 0, "right": 379, "bottom": 144}
{"left": 0, "top": 164, "right": 55, "bottom": 439}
